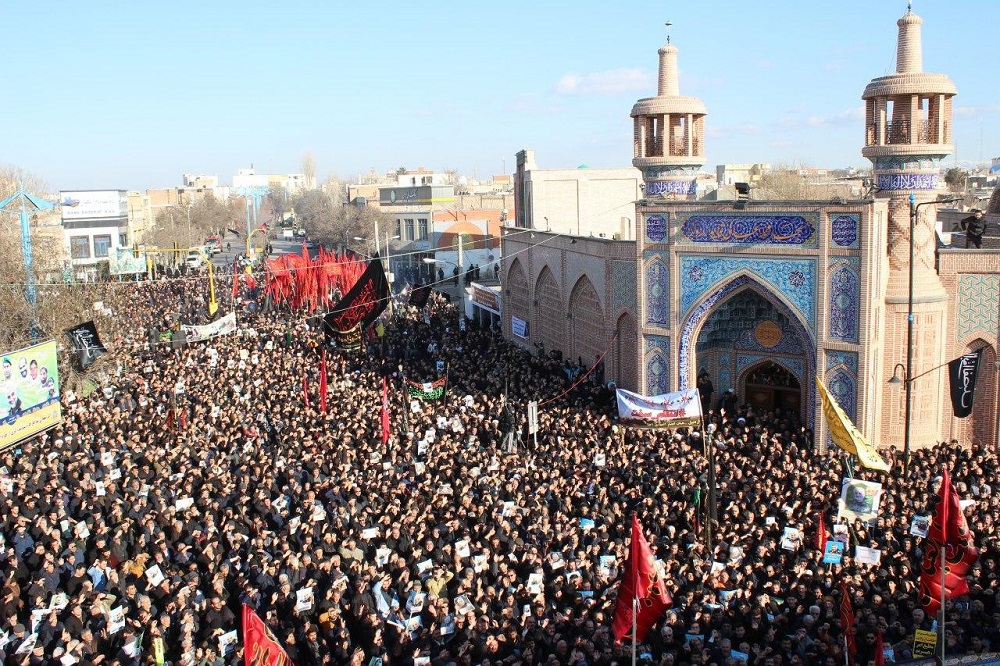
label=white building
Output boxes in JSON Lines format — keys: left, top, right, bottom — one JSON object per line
{"left": 59, "top": 190, "right": 129, "bottom": 279}
{"left": 513, "top": 149, "right": 642, "bottom": 239}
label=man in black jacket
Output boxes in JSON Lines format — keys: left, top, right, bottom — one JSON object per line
{"left": 961, "top": 209, "right": 987, "bottom": 248}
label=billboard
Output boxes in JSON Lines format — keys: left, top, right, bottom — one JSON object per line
{"left": 109, "top": 248, "right": 147, "bottom": 275}
{"left": 0, "top": 341, "right": 62, "bottom": 450}
{"left": 60, "top": 190, "right": 128, "bottom": 221}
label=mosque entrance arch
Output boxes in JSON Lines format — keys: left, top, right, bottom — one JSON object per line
{"left": 684, "top": 280, "right": 813, "bottom": 423}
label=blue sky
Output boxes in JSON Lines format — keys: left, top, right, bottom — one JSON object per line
{"left": 3, "top": 1, "right": 997, "bottom": 191}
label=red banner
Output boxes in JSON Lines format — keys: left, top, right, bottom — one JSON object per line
{"left": 380, "top": 376, "right": 390, "bottom": 446}
{"left": 840, "top": 580, "right": 856, "bottom": 665}
{"left": 920, "top": 468, "right": 979, "bottom": 616}
{"left": 611, "top": 515, "right": 671, "bottom": 643}
{"left": 242, "top": 604, "right": 292, "bottom": 666}
{"left": 319, "top": 350, "right": 328, "bottom": 414}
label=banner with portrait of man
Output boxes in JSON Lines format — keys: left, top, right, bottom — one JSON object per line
{"left": 0, "top": 340, "right": 62, "bottom": 450}
{"left": 837, "top": 478, "right": 883, "bottom": 523}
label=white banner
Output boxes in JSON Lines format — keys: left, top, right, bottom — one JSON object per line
{"left": 181, "top": 313, "right": 237, "bottom": 343}
{"left": 615, "top": 387, "right": 702, "bottom": 428}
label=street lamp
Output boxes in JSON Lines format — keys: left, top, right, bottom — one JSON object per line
{"left": 894, "top": 194, "right": 962, "bottom": 475}
{"left": 423, "top": 256, "right": 459, "bottom": 286}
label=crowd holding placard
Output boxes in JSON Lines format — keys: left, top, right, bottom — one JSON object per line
{"left": 0, "top": 262, "right": 998, "bottom": 666}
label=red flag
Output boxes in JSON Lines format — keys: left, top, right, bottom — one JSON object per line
{"left": 816, "top": 512, "right": 827, "bottom": 553}
{"left": 231, "top": 261, "right": 240, "bottom": 302}
{"left": 611, "top": 515, "right": 671, "bottom": 643}
{"left": 319, "top": 350, "right": 328, "bottom": 414}
{"left": 839, "top": 580, "right": 857, "bottom": 665}
{"left": 302, "top": 371, "right": 310, "bottom": 408}
{"left": 920, "top": 468, "right": 979, "bottom": 616}
{"left": 242, "top": 604, "right": 292, "bottom": 666}
{"left": 874, "top": 630, "right": 885, "bottom": 666}
{"left": 381, "top": 375, "right": 391, "bottom": 446}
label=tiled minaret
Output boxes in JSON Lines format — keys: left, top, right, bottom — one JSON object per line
{"left": 863, "top": 6, "right": 957, "bottom": 450}
{"left": 631, "top": 27, "right": 706, "bottom": 199}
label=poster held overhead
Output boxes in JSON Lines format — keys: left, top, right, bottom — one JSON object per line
{"left": 0, "top": 340, "right": 61, "bottom": 451}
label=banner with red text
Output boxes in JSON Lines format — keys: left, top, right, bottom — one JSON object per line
{"left": 615, "top": 387, "right": 702, "bottom": 428}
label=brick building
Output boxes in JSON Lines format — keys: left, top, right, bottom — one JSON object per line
{"left": 501, "top": 8, "right": 1000, "bottom": 451}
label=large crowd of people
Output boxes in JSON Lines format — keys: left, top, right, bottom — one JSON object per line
{"left": 0, "top": 251, "right": 997, "bottom": 666}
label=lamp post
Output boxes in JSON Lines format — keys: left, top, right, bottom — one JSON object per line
{"left": 422, "top": 256, "right": 458, "bottom": 286}
{"left": 894, "top": 194, "right": 963, "bottom": 475}
{"left": 385, "top": 233, "right": 400, "bottom": 286}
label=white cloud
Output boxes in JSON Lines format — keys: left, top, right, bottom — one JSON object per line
{"left": 555, "top": 68, "right": 654, "bottom": 95}
{"left": 955, "top": 104, "right": 1000, "bottom": 117}
{"left": 804, "top": 106, "right": 865, "bottom": 128}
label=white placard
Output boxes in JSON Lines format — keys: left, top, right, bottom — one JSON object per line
{"left": 407, "top": 592, "right": 426, "bottom": 615}
{"left": 108, "top": 606, "right": 126, "bottom": 634}
{"left": 910, "top": 515, "right": 930, "bottom": 538}
{"left": 362, "top": 527, "right": 380, "bottom": 540}
{"left": 145, "top": 565, "right": 165, "bottom": 587}
{"left": 855, "top": 546, "right": 882, "bottom": 566}
{"left": 218, "top": 629, "right": 238, "bottom": 657}
{"left": 174, "top": 497, "right": 194, "bottom": 512}
{"left": 454, "top": 594, "right": 475, "bottom": 616}
{"left": 455, "top": 540, "right": 471, "bottom": 558}
{"left": 527, "top": 573, "right": 544, "bottom": 595}
{"left": 295, "top": 587, "right": 315, "bottom": 612}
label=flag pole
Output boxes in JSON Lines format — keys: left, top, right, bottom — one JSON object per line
{"left": 940, "top": 467, "right": 948, "bottom": 665}
{"left": 842, "top": 635, "right": 849, "bottom": 666}
{"left": 631, "top": 593, "right": 637, "bottom": 666}
{"left": 631, "top": 519, "right": 638, "bottom": 666}
{"left": 940, "top": 541, "right": 946, "bottom": 664}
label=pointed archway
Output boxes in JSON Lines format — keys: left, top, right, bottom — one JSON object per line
{"left": 569, "top": 276, "right": 604, "bottom": 368}
{"left": 506, "top": 258, "right": 529, "bottom": 339}
{"left": 534, "top": 267, "right": 563, "bottom": 354}
{"left": 679, "top": 274, "right": 815, "bottom": 424}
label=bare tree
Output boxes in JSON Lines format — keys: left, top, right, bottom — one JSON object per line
{"left": 290, "top": 190, "right": 392, "bottom": 249}
{"left": 267, "top": 183, "right": 287, "bottom": 223}
{"left": 148, "top": 194, "right": 240, "bottom": 251}
{"left": 301, "top": 152, "right": 317, "bottom": 189}
{"left": 753, "top": 164, "right": 853, "bottom": 201}
{"left": 0, "top": 164, "right": 48, "bottom": 202}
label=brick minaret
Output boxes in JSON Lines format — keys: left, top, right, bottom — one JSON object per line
{"left": 631, "top": 26, "right": 706, "bottom": 199}
{"left": 863, "top": 7, "right": 956, "bottom": 451}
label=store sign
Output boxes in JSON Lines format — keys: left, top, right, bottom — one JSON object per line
{"left": 472, "top": 284, "right": 500, "bottom": 314}
{"left": 60, "top": 191, "right": 127, "bottom": 221}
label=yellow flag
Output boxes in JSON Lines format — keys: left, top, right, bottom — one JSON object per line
{"left": 815, "top": 377, "right": 890, "bottom": 472}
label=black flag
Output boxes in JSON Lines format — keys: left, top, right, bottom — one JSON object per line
{"left": 408, "top": 283, "right": 431, "bottom": 308}
{"left": 65, "top": 321, "right": 107, "bottom": 370}
{"left": 948, "top": 348, "right": 983, "bottom": 418}
{"left": 323, "top": 255, "right": 389, "bottom": 340}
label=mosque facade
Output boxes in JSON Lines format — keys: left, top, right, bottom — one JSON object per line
{"left": 501, "top": 8, "right": 1000, "bottom": 450}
